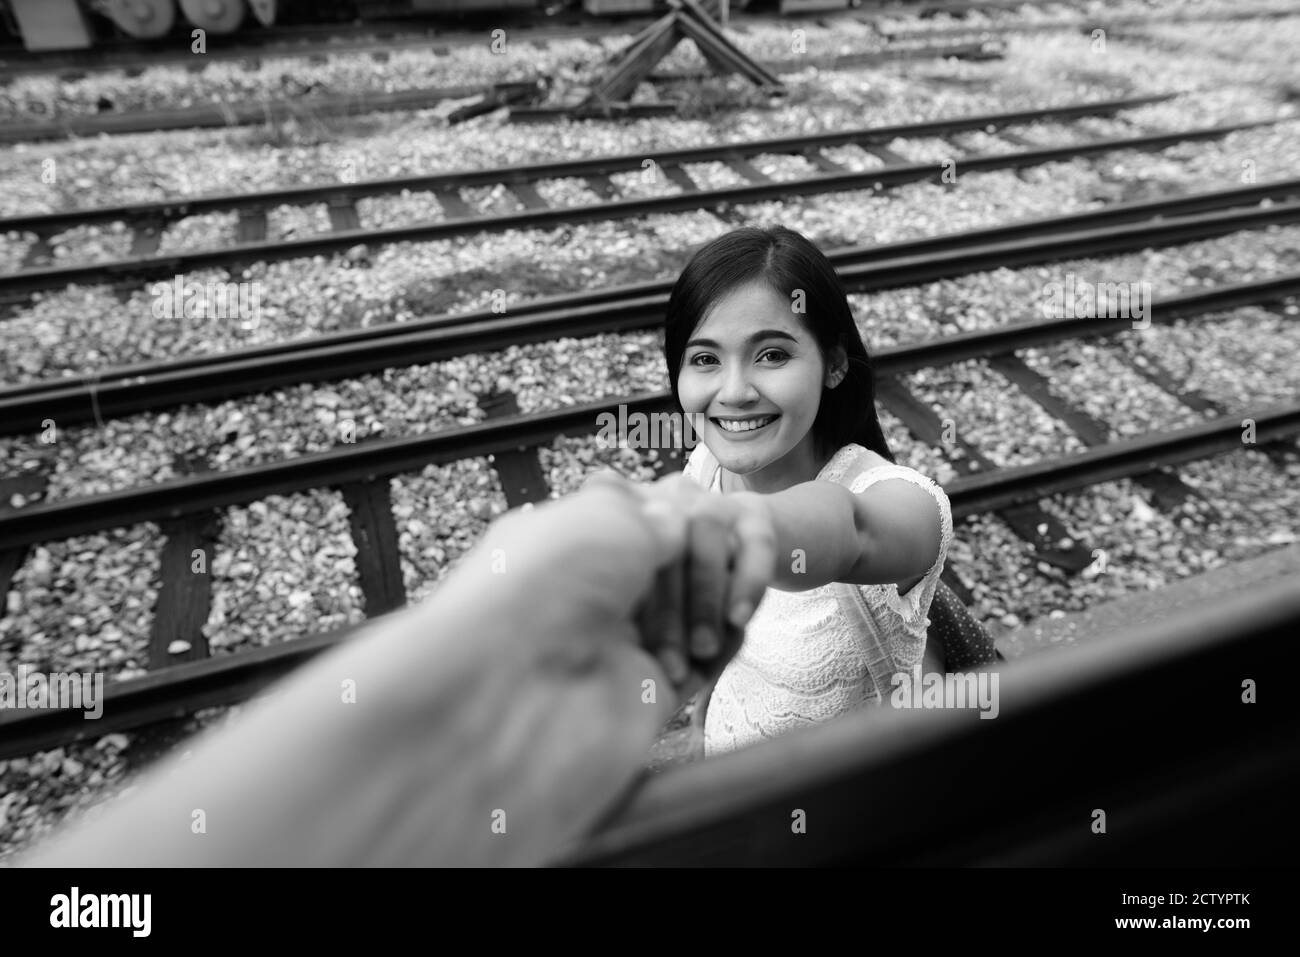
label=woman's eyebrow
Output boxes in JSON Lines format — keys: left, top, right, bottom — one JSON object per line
{"left": 686, "top": 329, "right": 800, "bottom": 349}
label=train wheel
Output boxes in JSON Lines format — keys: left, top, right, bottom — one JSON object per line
{"left": 101, "top": 0, "right": 177, "bottom": 39}
{"left": 247, "top": 0, "right": 276, "bottom": 27}
{"left": 177, "top": 0, "right": 247, "bottom": 34}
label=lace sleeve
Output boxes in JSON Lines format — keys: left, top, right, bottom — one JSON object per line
{"left": 846, "top": 462, "right": 954, "bottom": 629}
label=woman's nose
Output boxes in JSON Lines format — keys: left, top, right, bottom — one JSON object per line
{"left": 716, "top": 363, "right": 759, "bottom": 406}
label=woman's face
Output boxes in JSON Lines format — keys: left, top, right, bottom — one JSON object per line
{"left": 677, "top": 280, "right": 836, "bottom": 490}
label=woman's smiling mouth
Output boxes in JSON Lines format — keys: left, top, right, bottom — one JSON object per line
{"left": 712, "top": 414, "right": 780, "bottom": 434}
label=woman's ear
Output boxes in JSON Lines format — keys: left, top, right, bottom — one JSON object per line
{"left": 825, "top": 345, "right": 849, "bottom": 389}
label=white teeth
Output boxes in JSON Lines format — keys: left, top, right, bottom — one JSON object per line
{"left": 716, "top": 415, "right": 776, "bottom": 433}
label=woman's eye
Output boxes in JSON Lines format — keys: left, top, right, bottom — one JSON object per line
{"left": 758, "top": 349, "right": 789, "bottom": 363}
{"left": 688, "top": 353, "right": 717, "bottom": 367}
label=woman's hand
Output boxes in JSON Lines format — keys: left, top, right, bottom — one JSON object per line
{"left": 586, "top": 470, "right": 779, "bottom": 694}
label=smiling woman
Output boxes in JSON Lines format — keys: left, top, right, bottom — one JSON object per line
{"left": 660, "top": 225, "right": 958, "bottom": 757}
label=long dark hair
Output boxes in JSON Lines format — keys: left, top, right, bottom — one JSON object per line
{"left": 662, "top": 225, "right": 895, "bottom": 465}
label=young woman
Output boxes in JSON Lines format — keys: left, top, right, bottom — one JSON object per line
{"left": 660, "top": 225, "right": 954, "bottom": 758}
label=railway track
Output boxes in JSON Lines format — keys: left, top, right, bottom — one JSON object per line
{"left": 4, "top": 177, "right": 1299, "bottom": 435}
{"left": 0, "top": 92, "right": 1262, "bottom": 304}
{"left": 0, "top": 39, "right": 998, "bottom": 142}
{"left": 875, "top": 2, "right": 1297, "bottom": 43}
{"left": 1, "top": 181, "right": 1297, "bottom": 758}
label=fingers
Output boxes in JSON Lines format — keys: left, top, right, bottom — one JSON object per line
{"left": 725, "top": 506, "right": 777, "bottom": 630}
{"left": 685, "top": 514, "right": 729, "bottom": 661}
{"left": 638, "top": 499, "right": 688, "bottom": 570}
{"left": 579, "top": 469, "right": 686, "bottom": 568}
{"left": 581, "top": 468, "right": 635, "bottom": 496}
{"left": 639, "top": 557, "right": 689, "bottom": 685}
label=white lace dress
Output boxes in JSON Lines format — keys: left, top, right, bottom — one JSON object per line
{"left": 683, "top": 441, "right": 954, "bottom": 758}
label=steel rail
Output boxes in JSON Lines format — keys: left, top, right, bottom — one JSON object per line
{"left": 0, "top": 119, "right": 1264, "bottom": 303}
{"left": 1, "top": 401, "right": 1295, "bottom": 760}
{"left": 2, "top": 197, "right": 1296, "bottom": 436}
{"left": 1, "top": 268, "right": 1295, "bottom": 547}
{"left": 0, "top": 94, "right": 1171, "bottom": 234}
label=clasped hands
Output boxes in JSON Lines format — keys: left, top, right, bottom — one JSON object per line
{"left": 610, "top": 469, "right": 779, "bottom": 698}
{"left": 473, "top": 467, "right": 779, "bottom": 709}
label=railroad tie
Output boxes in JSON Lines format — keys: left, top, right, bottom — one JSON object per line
{"left": 434, "top": 188, "right": 475, "bottom": 221}
{"left": 325, "top": 197, "right": 362, "bottom": 233}
{"left": 1113, "top": 347, "right": 1299, "bottom": 471}
{"left": 874, "top": 375, "right": 1094, "bottom": 574}
{"left": 477, "top": 392, "right": 552, "bottom": 508}
{"left": 235, "top": 206, "right": 268, "bottom": 244}
{"left": 801, "top": 148, "right": 847, "bottom": 174}
{"left": 584, "top": 174, "right": 622, "bottom": 200}
{"left": 658, "top": 163, "right": 701, "bottom": 193}
{"left": 0, "top": 469, "right": 50, "bottom": 636}
{"left": 985, "top": 352, "right": 1213, "bottom": 517}
{"left": 505, "top": 180, "right": 551, "bottom": 213}
{"left": 20, "top": 232, "right": 53, "bottom": 270}
{"left": 338, "top": 480, "right": 407, "bottom": 619}
{"left": 859, "top": 143, "right": 913, "bottom": 167}
{"left": 723, "top": 154, "right": 772, "bottom": 184}
{"left": 128, "top": 214, "right": 164, "bottom": 257}
{"left": 126, "top": 450, "right": 222, "bottom": 772}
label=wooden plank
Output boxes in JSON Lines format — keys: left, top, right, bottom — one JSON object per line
{"left": 860, "top": 143, "right": 912, "bottom": 166}
{"left": 505, "top": 179, "right": 551, "bottom": 211}
{"left": 589, "top": 16, "right": 683, "bottom": 105}
{"left": 674, "top": 12, "right": 769, "bottom": 88}
{"left": 986, "top": 353, "right": 1207, "bottom": 514}
{"left": 601, "top": 11, "right": 678, "bottom": 67}
{"left": 0, "top": 471, "right": 48, "bottom": 629}
{"left": 435, "top": 188, "right": 475, "bottom": 219}
{"left": 724, "top": 153, "right": 771, "bottom": 183}
{"left": 802, "top": 148, "right": 846, "bottom": 173}
{"left": 989, "top": 129, "right": 1040, "bottom": 149}
{"left": 675, "top": 0, "right": 781, "bottom": 86}
{"left": 340, "top": 480, "right": 407, "bottom": 617}
{"left": 20, "top": 232, "right": 53, "bottom": 269}
{"left": 235, "top": 207, "right": 267, "bottom": 244}
{"left": 875, "top": 375, "right": 1092, "bottom": 573}
{"left": 124, "top": 453, "right": 222, "bottom": 771}
{"left": 585, "top": 173, "right": 622, "bottom": 199}
{"left": 478, "top": 392, "right": 552, "bottom": 507}
{"left": 660, "top": 164, "right": 700, "bottom": 192}
{"left": 148, "top": 513, "right": 219, "bottom": 668}
{"left": 326, "top": 198, "right": 361, "bottom": 232}
{"left": 129, "top": 216, "right": 163, "bottom": 257}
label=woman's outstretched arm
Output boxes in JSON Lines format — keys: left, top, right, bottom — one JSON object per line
{"left": 645, "top": 473, "right": 945, "bottom": 599}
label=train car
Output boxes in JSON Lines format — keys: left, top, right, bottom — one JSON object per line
{"left": 0, "top": 0, "right": 864, "bottom": 53}
{"left": 1, "top": 0, "right": 527, "bottom": 52}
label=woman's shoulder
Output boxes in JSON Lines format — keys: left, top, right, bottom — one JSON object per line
{"left": 820, "top": 443, "right": 923, "bottom": 490}
{"left": 823, "top": 443, "right": 952, "bottom": 552}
